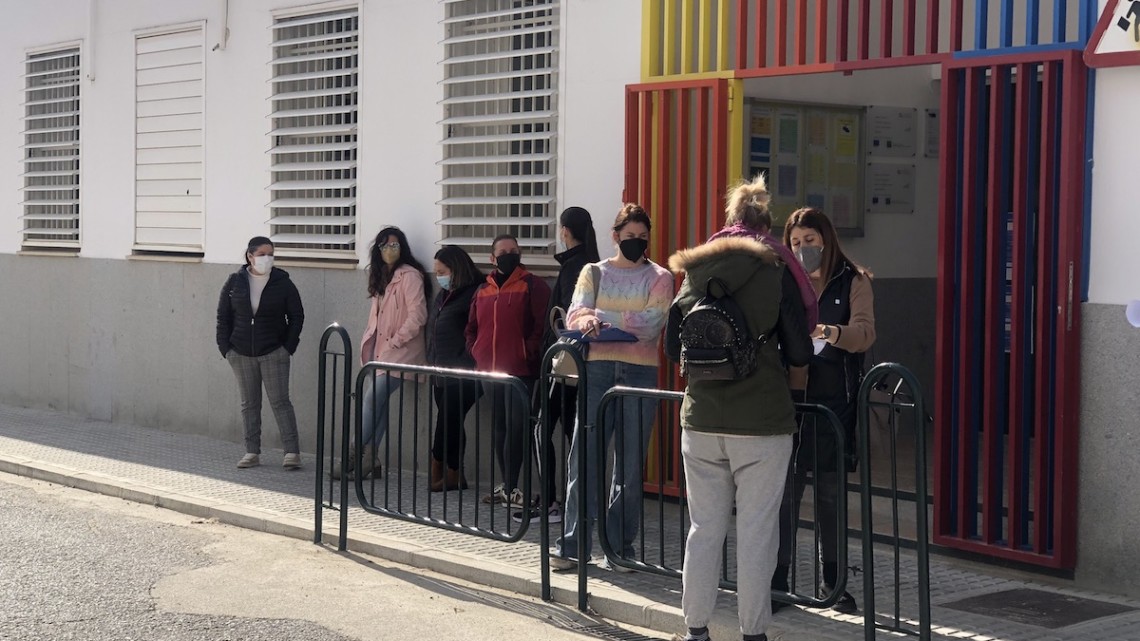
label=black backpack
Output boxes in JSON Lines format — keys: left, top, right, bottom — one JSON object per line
{"left": 679, "top": 277, "right": 766, "bottom": 381}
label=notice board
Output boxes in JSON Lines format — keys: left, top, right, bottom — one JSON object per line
{"left": 747, "top": 101, "right": 864, "bottom": 236}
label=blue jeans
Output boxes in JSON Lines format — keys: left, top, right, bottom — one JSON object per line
{"left": 360, "top": 373, "right": 404, "bottom": 447}
{"left": 557, "top": 360, "right": 658, "bottom": 560}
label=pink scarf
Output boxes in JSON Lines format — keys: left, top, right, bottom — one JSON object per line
{"left": 707, "top": 224, "right": 819, "bottom": 331}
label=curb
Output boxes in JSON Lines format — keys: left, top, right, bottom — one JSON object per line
{"left": 0, "top": 455, "right": 854, "bottom": 641}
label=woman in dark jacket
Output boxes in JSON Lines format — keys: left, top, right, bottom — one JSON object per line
{"left": 777, "top": 208, "right": 876, "bottom": 614}
{"left": 215, "top": 236, "right": 305, "bottom": 470}
{"left": 427, "top": 246, "right": 484, "bottom": 491}
{"left": 526, "top": 206, "right": 600, "bottom": 522}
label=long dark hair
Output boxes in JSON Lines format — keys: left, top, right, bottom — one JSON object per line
{"left": 434, "top": 245, "right": 483, "bottom": 291}
{"left": 367, "top": 227, "right": 431, "bottom": 307}
{"left": 782, "top": 207, "right": 863, "bottom": 279}
{"left": 560, "top": 207, "right": 600, "bottom": 262}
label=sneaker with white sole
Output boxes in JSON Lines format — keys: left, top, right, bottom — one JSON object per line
{"left": 548, "top": 553, "right": 578, "bottom": 572}
{"left": 599, "top": 556, "right": 634, "bottom": 574}
{"left": 506, "top": 488, "right": 529, "bottom": 508}
{"left": 481, "top": 484, "right": 509, "bottom": 505}
{"left": 237, "top": 453, "right": 260, "bottom": 469}
{"left": 282, "top": 453, "right": 302, "bottom": 469}
{"left": 512, "top": 501, "right": 562, "bottom": 524}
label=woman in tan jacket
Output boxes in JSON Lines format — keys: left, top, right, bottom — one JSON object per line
{"left": 775, "top": 207, "right": 875, "bottom": 615}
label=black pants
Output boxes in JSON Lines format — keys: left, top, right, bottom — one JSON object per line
{"left": 430, "top": 379, "right": 482, "bottom": 470}
{"left": 538, "top": 382, "right": 577, "bottom": 505}
{"left": 484, "top": 377, "right": 535, "bottom": 492}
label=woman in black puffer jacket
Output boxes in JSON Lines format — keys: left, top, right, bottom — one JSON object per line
{"left": 426, "top": 245, "right": 484, "bottom": 491}
{"left": 215, "top": 236, "right": 305, "bottom": 470}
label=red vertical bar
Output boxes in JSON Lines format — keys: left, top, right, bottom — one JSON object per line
{"left": 654, "top": 90, "right": 671, "bottom": 263}
{"left": 1033, "top": 61, "right": 1056, "bottom": 555}
{"left": 956, "top": 66, "right": 981, "bottom": 541}
{"left": 675, "top": 89, "right": 690, "bottom": 257}
{"left": 1053, "top": 51, "right": 1086, "bottom": 569}
{"left": 881, "top": 0, "right": 894, "bottom": 58}
{"left": 927, "top": 0, "right": 941, "bottom": 54}
{"left": 624, "top": 88, "right": 640, "bottom": 204}
{"left": 950, "top": 0, "right": 964, "bottom": 52}
{"left": 981, "top": 64, "right": 1007, "bottom": 546}
{"left": 837, "top": 0, "right": 850, "bottom": 62}
{"left": 775, "top": 1, "right": 787, "bottom": 67}
{"left": 903, "top": 0, "right": 916, "bottom": 56}
{"left": 1006, "top": 62, "right": 1031, "bottom": 551}
{"left": 710, "top": 81, "right": 728, "bottom": 237}
{"left": 934, "top": 63, "right": 960, "bottom": 543}
{"left": 639, "top": 91, "right": 653, "bottom": 218}
{"left": 736, "top": 0, "right": 749, "bottom": 69}
{"left": 857, "top": 0, "right": 870, "bottom": 60}
{"left": 794, "top": 0, "right": 808, "bottom": 65}
{"left": 756, "top": 0, "right": 768, "bottom": 68}
{"left": 816, "top": 0, "right": 829, "bottom": 63}
{"left": 696, "top": 88, "right": 710, "bottom": 243}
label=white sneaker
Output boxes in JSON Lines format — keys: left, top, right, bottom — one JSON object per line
{"left": 481, "top": 484, "right": 509, "bottom": 505}
{"left": 282, "top": 453, "right": 302, "bottom": 469}
{"left": 548, "top": 553, "right": 578, "bottom": 572}
{"left": 507, "top": 488, "right": 529, "bottom": 508}
{"left": 237, "top": 453, "right": 260, "bottom": 469}
{"left": 599, "top": 556, "right": 634, "bottom": 574}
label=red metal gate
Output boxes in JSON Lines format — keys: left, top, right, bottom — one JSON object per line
{"left": 624, "top": 79, "right": 731, "bottom": 491}
{"left": 934, "top": 49, "right": 1087, "bottom": 568}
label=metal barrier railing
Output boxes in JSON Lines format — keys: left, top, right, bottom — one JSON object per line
{"left": 858, "top": 363, "right": 931, "bottom": 641}
{"left": 551, "top": 381, "right": 849, "bottom": 611}
{"left": 314, "top": 323, "right": 352, "bottom": 550}
{"left": 349, "top": 361, "right": 534, "bottom": 543}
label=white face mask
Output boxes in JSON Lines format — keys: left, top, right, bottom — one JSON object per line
{"left": 251, "top": 255, "right": 274, "bottom": 274}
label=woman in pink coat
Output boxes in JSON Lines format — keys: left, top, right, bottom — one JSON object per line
{"left": 333, "top": 226, "right": 430, "bottom": 479}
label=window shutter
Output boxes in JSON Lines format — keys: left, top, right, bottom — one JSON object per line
{"left": 134, "top": 27, "right": 205, "bottom": 253}
{"left": 269, "top": 8, "right": 359, "bottom": 260}
{"left": 440, "top": 0, "right": 559, "bottom": 266}
{"left": 22, "top": 47, "right": 81, "bottom": 251}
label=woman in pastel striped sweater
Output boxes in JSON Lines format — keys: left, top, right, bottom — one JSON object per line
{"left": 551, "top": 203, "right": 675, "bottom": 573}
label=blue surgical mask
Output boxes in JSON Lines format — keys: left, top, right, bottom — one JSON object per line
{"left": 436, "top": 275, "right": 452, "bottom": 290}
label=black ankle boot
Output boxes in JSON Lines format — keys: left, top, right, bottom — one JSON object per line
{"left": 820, "top": 562, "right": 857, "bottom": 614}
{"left": 770, "top": 563, "right": 790, "bottom": 613}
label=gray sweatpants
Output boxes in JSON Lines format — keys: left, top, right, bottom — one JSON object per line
{"left": 681, "top": 430, "right": 792, "bottom": 638}
{"left": 226, "top": 347, "right": 300, "bottom": 455}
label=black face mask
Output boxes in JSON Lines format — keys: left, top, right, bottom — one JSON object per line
{"left": 495, "top": 252, "right": 522, "bottom": 277}
{"left": 619, "top": 238, "right": 648, "bottom": 262}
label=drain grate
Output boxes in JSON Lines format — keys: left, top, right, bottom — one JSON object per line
{"left": 942, "top": 588, "right": 1136, "bottom": 629}
{"left": 560, "top": 622, "right": 667, "bottom": 641}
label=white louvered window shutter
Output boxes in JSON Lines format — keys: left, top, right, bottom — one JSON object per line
{"left": 268, "top": 8, "right": 359, "bottom": 260}
{"left": 22, "top": 47, "right": 81, "bottom": 251}
{"left": 440, "top": 0, "right": 559, "bottom": 268}
{"left": 134, "top": 26, "right": 205, "bottom": 253}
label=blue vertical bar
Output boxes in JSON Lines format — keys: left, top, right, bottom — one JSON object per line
{"left": 950, "top": 67, "right": 966, "bottom": 533}
{"left": 1000, "top": 0, "right": 1015, "bottom": 47}
{"left": 948, "top": 67, "right": 966, "bottom": 531}
{"left": 1026, "top": 0, "right": 1041, "bottom": 46}
{"left": 1052, "top": 0, "right": 1067, "bottom": 44}
{"left": 976, "top": 0, "right": 990, "bottom": 50}
{"left": 1079, "top": 0, "right": 1096, "bottom": 43}
{"left": 1019, "top": 68, "right": 1042, "bottom": 549}
{"left": 967, "top": 70, "right": 990, "bottom": 538}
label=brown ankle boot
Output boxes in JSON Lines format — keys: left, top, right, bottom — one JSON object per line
{"left": 429, "top": 458, "right": 445, "bottom": 492}
{"left": 438, "top": 466, "right": 468, "bottom": 491}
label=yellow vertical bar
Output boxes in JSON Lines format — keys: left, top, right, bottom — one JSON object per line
{"left": 697, "top": 0, "right": 714, "bottom": 73}
{"left": 663, "top": 0, "right": 677, "bottom": 76}
{"left": 680, "top": 0, "right": 695, "bottom": 75}
{"left": 716, "top": 0, "right": 731, "bottom": 71}
{"left": 642, "top": 0, "right": 663, "bottom": 80}
{"left": 727, "top": 79, "right": 744, "bottom": 182}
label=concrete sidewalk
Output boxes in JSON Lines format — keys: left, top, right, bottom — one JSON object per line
{"left": 1, "top": 403, "right": 1137, "bottom": 641}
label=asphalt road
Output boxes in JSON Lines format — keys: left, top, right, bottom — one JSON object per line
{"left": 0, "top": 473, "right": 664, "bottom": 641}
